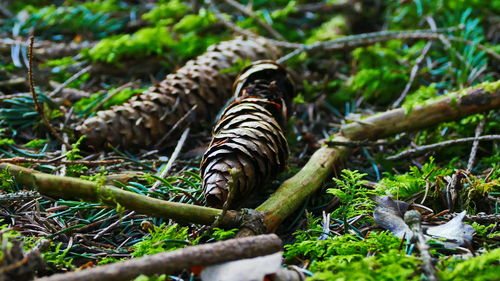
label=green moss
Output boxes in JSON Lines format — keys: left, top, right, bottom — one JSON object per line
{"left": 437, "top": 248, "right": 500, "bottom": 281}
{"left": 87, "top": 26, "right": 175, "bottom": 63}
{"left": 306, "top": 15, "right": 347, "bottom": 43}
{"left": 377, "top": 157, "right": 452, "bottom": 200}
{"left": 142, "top": 0, "right": 189, "bottom": 24}
{"left": 131, "top": 223, "right": 192, "bottom": 257}
{"left": 477, "top": 80, "right": 500, "bottom": 93}
{"left": 308, "top": 250, "right": 421, "bottom": 281}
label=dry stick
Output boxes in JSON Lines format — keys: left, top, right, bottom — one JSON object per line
{"left": 386, "top": 135, "right": 500, "bottom": 161}
{"left": 0, "top": 163, "right": 240, "bottom": 227}
{"left": 276, "top": 29, "right": 499, "bottom": 63}
{"left": 27, "top": 36, "right": 71, "bottom": 149}
{"left": 221, "top": 0, "right": 285, "bottom": 40}
{"left": 392, "top": 41, "right": 432, "bottom": 108}
{"left": 325, "top": 139, "right": 389, "bottom": 148}
{"left": 151, "top": 127, "right": 190, "bottom": 190}
{"left": 35, "top": 234, "right": 282, "bottom": 281}
{"left": 92, "top": 81, "right": 135, "bottom": 112}
{"left": 155, "top": 105, "right": 197, "bottom": 150}
{"left": 405, "top": 210, "right": 437, "bottom": 281}
{"left": 210, "top": 2, "right": 259, "bottom": 39}
{"left": 0, "top": 92, "right": 32, "bottom": 101}
{"left": 466, "top": 118, "right": 486, "bottom": 173}
{"left": 93, "top": 211, "right": 136, "bottom": 240}
{"left": 0, "top": 157, "right": 124, "bottom": 166}
{"left": 0, "top": 77, "right": 26, "bottom": 87}
{"left": 254, "top": 81, "right": 500, "bottom": 234}
{"left": 48, "top": 65, "right": 92, "bottom": 97}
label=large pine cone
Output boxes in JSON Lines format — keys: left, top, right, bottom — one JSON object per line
{"left": 76, "top": 37, "right": 280, "bottom": 150}
{"left": 201, "top": 61, "right": 295, "bottom": 208}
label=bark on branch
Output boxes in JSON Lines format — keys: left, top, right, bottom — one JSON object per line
{"left": 35, "top": 234, "right": 282, "bottom": 281}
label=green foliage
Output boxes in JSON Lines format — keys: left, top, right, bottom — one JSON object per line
{"left": 328, "top": 170, "right": 377, "bottom": 231}
{"left": 0, "top": 138, "right": 15, "bottom": 147}
{"left": 378, "top": 157, "right": 452, "bottom": 200}
{"left": 305, "top": 15, "right": 347, "bottom": 43}
{"left": 142, "top": 0, "right": 190, "bottom": 25}
{"left": 87, "top": 26, "right": 175, "bottom": 63}
{"left": 42, "top": 242, "right": 74, "bottom": 270}
{"left": 23, "top": 139, "right": 49, "bottom": 149}
{"left": 97, "top": 256, "right": 124, "bottom": 265}
{"left": 211, "top": 228, "right": 238, "bottom": 241}
{"left": 12, "top": 4, "right": 125, "bottom": 38}
{"left": 0, "top": 92, "right": 57, "bottom": 132}
{"left": 82, "top": 0, "right": 124, "bottom": 13}
{"left": 65, "top": 136, "right": 88, "bottom": 176}
{"left": 74, "top": 87, "right": 144, "bottom": 116}
{"left": 219, "top": 58, "right": 253, "bottom": 75}
{"left": 470, "top": 223, "right": 499, "bottom": 239}
{"left": 402, "top": 83, "right": 439, "bottom": 112}
{"left": 437, "top": 248, "right": 500, "bottom": 281}
{"left": 173, "top": 10, "right": 216, "bottom": 33}
{"left": 332, "top": 40, "right": 430, "bottom": 105}
{"left": 131, "top": 223, "right": 191, "bottom": 257}
{"left": 87, "top": 5, "right": 221, "bottom": 64}
{"left": 0, "top": 169, "right": 16, "bottom": 193}
{"left": 133, "top": 275, "right": 167, "bottom": 281}
{"left": 308, "top": 249, "right": 421, "bottom": 281}
{"left": 285, "top": 231, "right": 401, "bottom": 263}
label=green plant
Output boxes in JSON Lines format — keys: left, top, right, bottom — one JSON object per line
{"left": 437, "top": 248, "right": 500, "bottom": 281}
{"left": 42, "top": 242, "right": 74, "bottom": 270}
{"left": 131, "top": 223, "right": 191, "bottom": 257}
{"left": 0, "top": 168, "right": 16, "bottom": 193}
{"left": 328, "top": 170, "right": 376, "bottom": 232}
{"left": 377, "top": 157, "right": 452, "bottom": 200}
{"left": 309, "top": 249, "right": 421, "bottom": 281}
{"left": 211, "top": 228, "right": 238, "bottom": 241}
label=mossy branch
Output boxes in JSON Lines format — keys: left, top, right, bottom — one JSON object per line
{"left": 255, "top": 81, "right": 500, "bottom": 233}
{"left": 0, "top": 163, "right": 240, "bottom": 227}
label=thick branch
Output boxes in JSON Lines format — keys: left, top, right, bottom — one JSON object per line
{"left": 341, "top": 82, "right": 500, "bottom": 140}
{"left": 254, "top": 81, "right": 500, "bottom": 233}
{"left": 0, "top": 163, "right": 239, "bottom": 227}
{"left": 36, "top": 234, "right": 281, "bottom": 281}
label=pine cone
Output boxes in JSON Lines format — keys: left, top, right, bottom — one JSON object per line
{"left": 76, "top": 37, "right": 280, "bottom": 150}
{"left": 201, "top": 61, "right": 295, "bottom": 208}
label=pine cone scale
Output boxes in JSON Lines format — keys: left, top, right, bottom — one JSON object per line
{"left": 201, "top": 61, "right": 295, "bottom": 208}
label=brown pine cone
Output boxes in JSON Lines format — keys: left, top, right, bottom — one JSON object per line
{"left": 201, "top": 61, "right": 295, "bottom": 208}
{"left": 76, "top": 37, "right": 280, "bottom": 150}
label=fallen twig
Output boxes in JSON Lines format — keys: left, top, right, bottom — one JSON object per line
{"left": 392, "top": 41, "right": 432, "bottom": 108}
{"left": 276, "top": 27, "right": 500, "bottom": 63}
{"left": 405, "top": 210, "right": 437, "bottom": 281}
{"left": 35, "top": 234, "right": 282, "bottom": 281}
{"left": 48, "top": 65, "right": 92, "bottom": 97}
{"left": 466, "top": 118, "right": 486, "bottom": 172}
{"left": 151, "top": 127, "right": 190, "bottom": 190}
{"left": 386, "top": 135, "right": 500, "bottom": 161}
{"left": 325, "top": 139, "right": 389, "bottom": 147}
{"left": 0, "top": 157, "right": 124, "bottom": 166}
{"left": 221, "top": 0, "right": 285, "bottom": 40}
{"left": 27, "top": 36, "right": 71, "bottom": 149}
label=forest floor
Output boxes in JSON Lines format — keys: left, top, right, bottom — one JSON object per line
{"left": 0, "top": 1, "right": 499, "bottom": 281}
